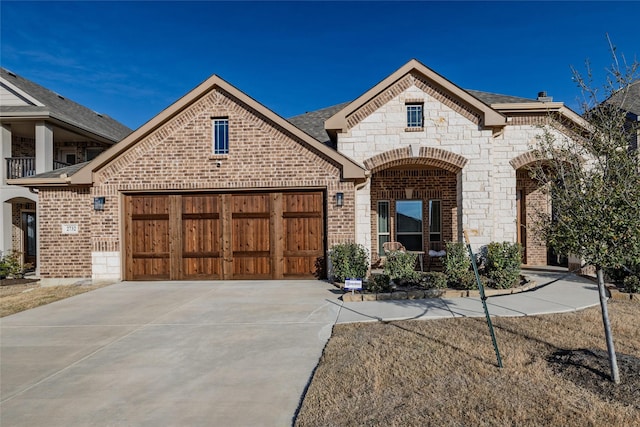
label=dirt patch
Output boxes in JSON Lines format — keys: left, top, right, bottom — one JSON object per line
{"left": 548, "top": 348, "right": 640, "bottom": 409}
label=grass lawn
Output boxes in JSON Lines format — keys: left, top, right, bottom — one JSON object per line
{"left": 0, "top": 280, "right": 109, "bottom": 317}
{"left": 295, "top": 299, "right": 639, "bottom": 426}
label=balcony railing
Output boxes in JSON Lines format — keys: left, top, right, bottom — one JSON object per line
{"left": 5, "top": 157, "right": 70, "bottom": 179}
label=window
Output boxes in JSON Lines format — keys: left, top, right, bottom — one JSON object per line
{"left": 406, "top": 104, "right": 423, "bottom": 128}
{"left": 58, "top": 148, "right": 77, "bottom": 165}
{"left": 86, "top": 147, "right": 103, "bottom": 161}
{"left": 429, "top": 200, "right": 442, "bottom": 243}
{"left": 396, "top": 200, "right": 423, "bottom": 251}
{"left": 213, "top": 118, "right": 229, "bottom": 154}
{"left": 377, "top": 201, "right": 390, "bottom": 255}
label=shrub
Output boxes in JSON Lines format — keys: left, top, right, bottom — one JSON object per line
{"left": 605, "top": 262, "right": 640, "bottom": 285}
{"left": 328, "top": 243, "right": 369, "bottom": 283}
{"left": 0, "top": 251, "right": 26, "bottom": 279}
{"left": 368, "top": 273, "right": 392, "bottom": 293}
{"left": 624, "top": 275, "right": 640, "bottom": 294}
{"left": 419, "top": 272, "right": 447, "bottom": 289}
{"left": 444, "top": 242, "right": 472, "bottom": 289}
{"left": 383, "top": 251, "right": 420, "bottom": 285}
{"left": 485, "top": 242, "right": 522, "bottom": 289}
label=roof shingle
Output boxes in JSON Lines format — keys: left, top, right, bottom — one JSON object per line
{"left": 1, "top": 67, "right": 132, "bottom": 142}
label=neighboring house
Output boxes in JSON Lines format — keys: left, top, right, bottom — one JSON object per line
{"left": 1, "top": 68, "right": 131, "bottom": 271}
{"left": 10, "top": 59, "right": 589, "bottom": 284}
{"left": 607, "top": 79, "right": 640, "bottom": 151}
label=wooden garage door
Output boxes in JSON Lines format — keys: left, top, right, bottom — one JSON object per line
{"left": 125, "top": 192, "right": 324, "bottom": 280}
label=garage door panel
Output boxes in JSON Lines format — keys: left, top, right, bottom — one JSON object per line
{"left": 282, "top": 193, "right": 324, "bottom": 277}
{"left": 126, "top": 191, "right": 324, "bottom": 280}
{"left": 127, "top": 195, "right": 171, "bottom": 280}
{"left": 181, "top": 195, "right": 222, "bottom": 279}
{"left": 182, "top": 257, "right": 221, "bottom": 278}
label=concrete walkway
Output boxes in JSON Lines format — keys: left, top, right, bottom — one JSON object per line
{"left": 335, "top": 269, "right": 600, "bottom": 323}
{"left": 0, "top": 271, "right": 599, "bottom": 426}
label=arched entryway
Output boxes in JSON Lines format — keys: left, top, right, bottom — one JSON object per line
{"left": 511, "top": 152, "right": 566, "bottom": 267}
{"left": 365, "top": 147, "right": 467, "bottom": 268}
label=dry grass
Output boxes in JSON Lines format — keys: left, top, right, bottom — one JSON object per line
{"left": 1, "top": 281, "right": 109, "bottom": 317}
{"left": 296, "top": 300, "right": 640, "bottom": 426}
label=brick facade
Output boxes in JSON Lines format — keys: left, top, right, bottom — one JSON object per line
{"left": 38, "top": 187, "right": 93, "bottom": 279}
{"left": 32, "top": 86, "right": 356, "bottom": 281}
{"left": 30, "top": 64, "right": 587, "bottom": 281}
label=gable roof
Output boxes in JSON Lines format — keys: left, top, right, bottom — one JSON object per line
{"left": 0, "top": 67, "right": 132, "bottom": 142}
{"left": 291, "top": 91, "right": 541, "bottom": 145}
{"left": 325, "top": 59, "right": 508, "bottom": 138}
{"left": 11, "top": 74, "right": 365, "bottom": 187}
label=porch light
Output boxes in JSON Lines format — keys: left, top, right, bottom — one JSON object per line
{"left": 93, "top": 197, "right": 105, "bottom": 211}
{"left": 336, "top": 192, "right": 344, "bottom": 207}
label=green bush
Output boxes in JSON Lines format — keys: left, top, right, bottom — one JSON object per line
{"left": 329, "top": 242, "right": 369, "bottom": 283}
{"left": 623, "top": 275, "right": 640, "bottom": 294}
{"left": 605, "top": 262, "right": 640, "bottom": 285}
{"left": 0, "top": 251, "right": 26, "bottom": 279}
{"left": 485, "top": 242, "right": 522, "bottom": 289}
{"left": 419, "top": 272, "right": 447, "bottom": 289}
{"left": 443, "top": 242, "right": 473, "bottom": 289}
{"left": 383, "top": 251, "right": 420, "bottom": 285}
{"left": 368, "top": 273, "right": 392, "bottom": 293}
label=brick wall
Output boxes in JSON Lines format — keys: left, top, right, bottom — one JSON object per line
{"left": 516, "top": 170, "right": 548, "bottom": 265}
{"left": 38, "top": 187, "right": 92, "bottom": 278}
{"left": 82, "top": 87, "right": 354, "bottom": 279}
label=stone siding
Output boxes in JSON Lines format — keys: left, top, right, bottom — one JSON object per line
{"left": 340, "top": 80, "right": 573, "bottom": 261}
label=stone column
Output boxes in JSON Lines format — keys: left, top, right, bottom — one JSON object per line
{"left": 35, "top": 121, "right": 53, "bottom": 174}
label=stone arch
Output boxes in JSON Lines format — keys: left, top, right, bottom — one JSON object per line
{"left": 364, "top": 146, "right": 468, "bottom": 173}
{"left": 510, "top": 150, "right": 585, "bottom": 170}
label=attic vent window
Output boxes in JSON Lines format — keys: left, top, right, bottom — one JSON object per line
{"left": 406, "top": 103, "right": 424, "bottom": 130}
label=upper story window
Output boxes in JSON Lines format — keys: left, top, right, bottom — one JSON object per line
{"left": 212, "top": 118, "right": 229, "bottom": 155}
{"left": 406, "top": 103, "right": 423, "bottom": 128}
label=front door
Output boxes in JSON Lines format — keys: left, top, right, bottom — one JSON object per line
{"left": 22, "top": 211, "right": 36, "bottom": 269}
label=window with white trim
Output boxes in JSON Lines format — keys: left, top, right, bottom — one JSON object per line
{"left": 406, "top": 103, "right": 423, "bottom": 128}
{"left": 212, "top": 118, "right": 229, "bottom": 155}
{"left": 377, "top": 201, "right": 390, "bottom": 255}
{"left": 396, "top": 200, "right": 423, "bottom": 251}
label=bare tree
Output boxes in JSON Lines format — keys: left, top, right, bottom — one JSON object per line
{"left": 529, "top": 39, "right": 639, "bottom": 384}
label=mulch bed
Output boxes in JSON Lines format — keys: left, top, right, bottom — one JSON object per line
{"left": 548, "top": 348, "right": 640, "bottom": 408}
{"left": 1, "top": 278, "right": 40, "bottom": 286}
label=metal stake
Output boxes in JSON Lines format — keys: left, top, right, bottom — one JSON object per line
{"left": 464, "top": 231, "right": 503, "bottom": 368}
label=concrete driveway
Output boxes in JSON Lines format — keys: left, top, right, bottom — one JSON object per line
{"left": 1, "top": 271, "right": 600, "bottom": 426}
{"left": 1, "top": 280, "right": 342, "bottom": 427}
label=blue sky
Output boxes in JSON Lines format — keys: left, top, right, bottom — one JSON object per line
{"left": 1, "top": 1, "right": 637, "bottom": 130}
